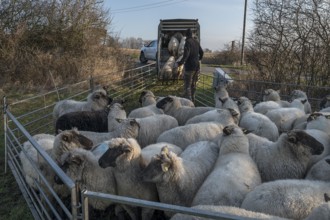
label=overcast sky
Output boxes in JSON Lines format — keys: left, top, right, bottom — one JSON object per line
{"left": 104, "top": 0, "right": 254, "bottom": 51}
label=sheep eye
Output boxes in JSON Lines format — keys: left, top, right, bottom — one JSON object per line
{"left": 288, "top": 136, "right": 297, "bottom": 143}
{"left": 94, "top": 95, "right": 100, "bottom": 99}
{"left": 62, "top": 135, "right": 69, "bottom": 142}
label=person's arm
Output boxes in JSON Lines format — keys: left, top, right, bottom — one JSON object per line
{"left": 199, "top": 44, "right": 204, "bottom": 61}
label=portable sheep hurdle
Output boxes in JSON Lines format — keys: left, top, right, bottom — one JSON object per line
{"left": 3, "top": 63, "right": 329, "bottom": 220}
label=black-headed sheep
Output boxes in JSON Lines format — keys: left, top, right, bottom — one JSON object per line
{"left": 98, "top": 138, "right": 159, "bottom": 220}
{"left": 249, "top": 129, "right": 324, "bottom": 182}
{"left": 156, "top": 96, "right": 214, "bottom": 125}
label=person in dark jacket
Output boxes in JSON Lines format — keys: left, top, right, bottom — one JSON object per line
{"left": 177, "top": 28, "right": 204, "bottom": 102}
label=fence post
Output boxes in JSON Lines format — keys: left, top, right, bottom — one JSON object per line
{"left": 81, "top": 189, "right": 89, "bottom": 220}
{"left": 89, "top": 75, "right": 94, "bottom": 92}
{"left": 71, "top": 184, "right": 80, "bottom": 220}
{"left": 3, "top": 96, "right": 7, "bottom": 173}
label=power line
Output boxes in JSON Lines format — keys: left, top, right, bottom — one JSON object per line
{"left": 111, "top": 0, "right": 187, "bottom": 14}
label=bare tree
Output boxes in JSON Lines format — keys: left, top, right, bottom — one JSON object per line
{"left": 248, "top": 0, "right": 330, "bottom": 86}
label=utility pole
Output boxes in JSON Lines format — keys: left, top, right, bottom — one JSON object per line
{"left": 241, "top": 0, "right": 248, "bottom": 66}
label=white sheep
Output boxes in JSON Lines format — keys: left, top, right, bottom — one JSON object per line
{"left": 156, "top": 95, "right": 195, "bottom": 107}
{"left": 192, "top": 125, "right": 261, "bottom": 207}
{"left": 55, "top": 148, "right": 116, "bottom": 211}
{"left": 241, "top": 179, "right": 330, "bottom": 219}
{"left": 78, "top": 118, "right": 140, "bottom": 145}
{"left": 305, "top": 155, "right": 330, "bottom": 182}
{"left": 247, "top": 133, "right": 273, "bottom": 157}
{"left": 213, "top": 80, "right": 240, "bottom": 117}
{"left": 320, "top": 106, "right": 330, "bottom": 112}
{"left": 304, "top": 129, "right": 330, "bottom": 169}
{"left": 160, "top": 56, "right": 176, "bottom": 81}
{"left": 168, "top": 36, "right": 179, "bottom": 57}
{"left": 141, "top": 142, "right": 183, "bottom": 165}
{"left": 306, "top": 112, "right": 330, "bottom": 134}
{"left": 248, "top": 129, "right": 324, "bottom": 182}
{"left": 320, "top": 94, "right": 330, "bottom": 110}
{"left": 185, "top": 108, "right": 239, "bottom": 126}
{"left": 135, "top": 114, "right": 179, "bottom": 148}
{"left": 139, "top": 90, "right": 157, "bottom": 106}
{"left": 141, "top": 141, "right": 219, "bottom": 218}
{"left": 156, "top": 95, "right": 214, "bottom": 125}
{"left": 304, "top": 203, "right": 330, "bottom": 220}
{"left": 53, "top": 86, "right": 112, "bottom": 122}
{"left": 19, "top": 129, "right": 93, "bottom": 197}
{"left": 170, "top": 205, "right": 288, "bottom": 220}
{"left": 157, "top": 122, "right": 223, "bottom": 150}
{"left": 107, "top": 103, "right": 127, "bottom": 132}
{"left": 253, "top": 100, "right": 282, "bottom": 115}
{"left": 128, "top": 91, "right": 164, "bottom": 118}
{"left": 262, "top": 89, "right": 290, "bottom": 107}
{"left": 98, "top": 138, "right": 159, "bottom": 220}
{"left": 178, "top": 36, "right": 186, "bottom": 58}
{"left": 265, "top": 104, "right": 306, "bottom": 133}
{"left": 237, "top": 96, "right": 279, "bottom": 141}
{"left": 290, "top": 89, "right": 312, "bottom": 113}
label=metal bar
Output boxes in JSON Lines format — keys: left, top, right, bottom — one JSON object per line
{"left": 82, "top": 190, "right": 250, "bottom": 220}
{"left": 3, "top": 96, "right": 8, "bottom": 173}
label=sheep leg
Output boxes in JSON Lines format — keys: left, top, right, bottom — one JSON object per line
{"left": 122, "top": 204, "right": 139, "bottom": 220}
{"left": 141, "top": 207, "right": 155, "bottom": 220}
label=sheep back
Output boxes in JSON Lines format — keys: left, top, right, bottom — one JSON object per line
{"left": 241, "top": 179, "right": 330, "bottom": 219}
{"left": 157, "top": 122, "right": 223, "bottom": 150}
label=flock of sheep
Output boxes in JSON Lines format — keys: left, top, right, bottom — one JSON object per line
{"left": 19, "top": 82, "right": 330, "bottom": 220}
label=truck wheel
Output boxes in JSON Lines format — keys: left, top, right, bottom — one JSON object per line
{"left": 140, "top": 52, "right": 148, "bottom": 64}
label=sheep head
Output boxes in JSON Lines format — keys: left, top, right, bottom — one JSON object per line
{"left": 55, "top": 149, "right": 90, "bottom": 185}
{"left": 98, "top": 138, "right": 140, "bottom": 171}
{"left": 52, "top": 129, "right": 93, "bottom": 162}
{"left": 286, "top": 130, "right": 324, "bottom": 157}
{"left": 141, "top": 146, "right": 174, "bottom": 183}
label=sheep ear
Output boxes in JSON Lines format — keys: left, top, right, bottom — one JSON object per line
{"left": 57, "top": 129, "right": 63, "bottom": 134}
{"left": 228, "top": 108, "right": 239, "bottom": 117}
{"left": 161, "top": 161, "right": 170, "bottom": 172}
{"left": 161, "top": 146, "right": 169, "bottom": 154}
{"left": 324, "top": 193, "right": 330, "bottom": 202}
{"left": 288, "top": 134, "right": 297, "bottom": 143}
{"left": 71, "top": 154, "right": 83, "bottom": 165}
{"left": 78, "top": 134, "right": 93, "bottom": 150}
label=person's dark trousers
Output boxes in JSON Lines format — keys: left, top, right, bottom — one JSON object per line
{"left": 183, "top": 69, "right": 199, "bottom": 102}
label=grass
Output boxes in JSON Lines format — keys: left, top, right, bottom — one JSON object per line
{"left": 0, "top": 95, "right": 34, "bottom": 220}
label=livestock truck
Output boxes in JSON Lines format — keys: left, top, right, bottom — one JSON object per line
{"left": 157, "top": 19, "right": 200, "bottom": 79}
